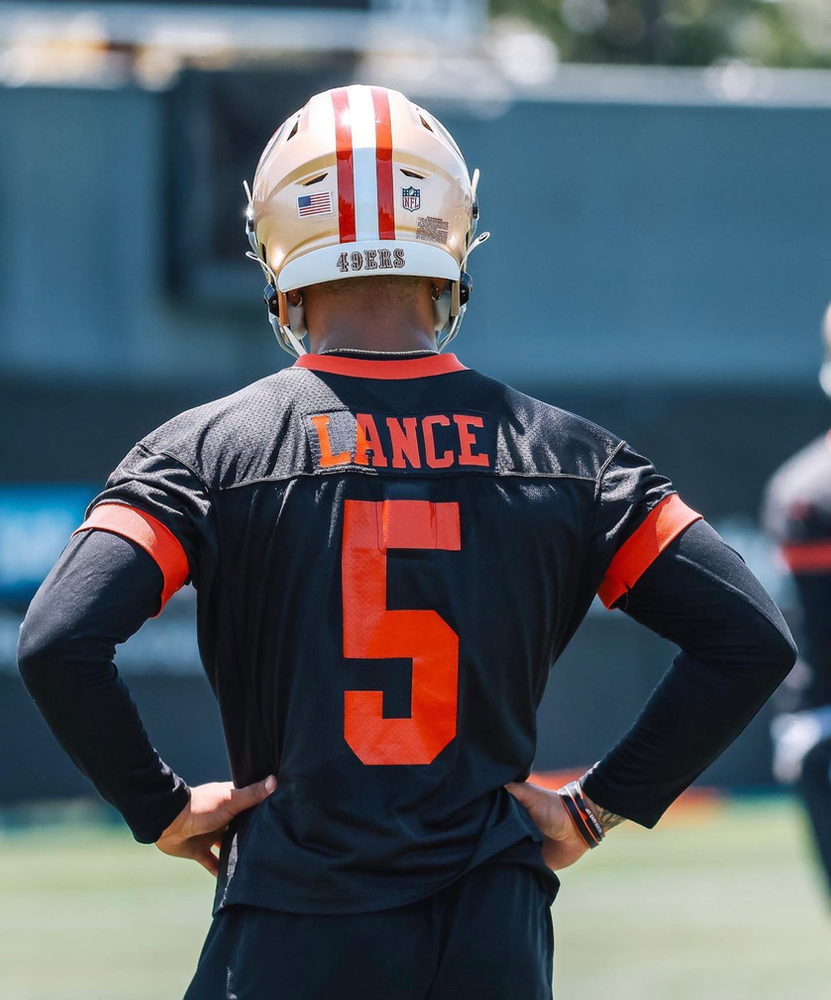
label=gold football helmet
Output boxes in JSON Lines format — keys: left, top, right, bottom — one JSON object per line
{"left": 245, "top": 84, "right": 489, "bottom": 356}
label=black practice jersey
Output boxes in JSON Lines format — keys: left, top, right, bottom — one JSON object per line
{"left": 764, "top": 433, "right": 831, "bottom": 713}
{"left": 71, "top": 351, "right": 700, "bottom": 914}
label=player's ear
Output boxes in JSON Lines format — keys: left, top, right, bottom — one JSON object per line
{"left": 431, "top": 280, "right": 448, "bottom": 301}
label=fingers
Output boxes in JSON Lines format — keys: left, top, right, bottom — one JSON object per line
{"left": 162, "top": 775, "right": 277, "bottom": 846}
{"left": 225, "top": 774, "right": 278, "bottom": 818}
{"left": 505, "top": 780, "right": 543, "bottom": 808}
{"left": 190, "top": 830, "right": 223, "bottom": 877}
{"left": 194, "top": 847, "right": 220, "bottom": 878}
{"left": 197, "top": 774, "right": 275, "bottom": 865}
{"left": 506, "top": 780, "right": 572, "bottom": 841}
{"left": 158, "top": 827, "right": 222, "bottom": 877}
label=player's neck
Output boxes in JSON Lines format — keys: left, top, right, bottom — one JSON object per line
{"left": 308, "top": 323, "right": 437, "bottom": 356}
{"left": 305, "top": 296, "right": 439, "bottom": 355}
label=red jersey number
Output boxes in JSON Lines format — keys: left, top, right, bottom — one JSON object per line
{"left": 341, "top": 499, "right": 461, "bottom": 765}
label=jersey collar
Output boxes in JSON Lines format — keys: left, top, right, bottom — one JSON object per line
{"left": 293, "top": 353, "right": 467, "bottom": 380}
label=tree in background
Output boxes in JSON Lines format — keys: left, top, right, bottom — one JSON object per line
{"left": 490, "top": 0, "right": 831, "bottom": 67}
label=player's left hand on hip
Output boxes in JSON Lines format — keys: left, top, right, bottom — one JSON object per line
{"left": 155, "top": 775, "right": 277, "bottom": 876}
{"left": 505, "top": 780, "right": 591, "bottom": 871}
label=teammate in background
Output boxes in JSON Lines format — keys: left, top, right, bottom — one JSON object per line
{"left": 764, "top": 302, "right": 831, "bottom": 902}
{"left": 19, "top": 86, "right": 795, "bottom": 998}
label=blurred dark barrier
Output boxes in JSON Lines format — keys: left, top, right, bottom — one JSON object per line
{"left": 166, "top": 64, "right": 359, "bottom": 298}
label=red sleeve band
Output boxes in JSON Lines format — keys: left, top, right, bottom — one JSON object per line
{"left": 73, "top": 503, "right": 189, "bottom": 615}
{"left": 598, "top": 494, "right": 702, "bottom": 609}
{"left": 779, "top": 541, "right": 831, "bottom": 573}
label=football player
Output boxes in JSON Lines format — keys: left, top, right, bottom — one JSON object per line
{"left": 19, "top": 86, "right": 795, "bottom": 998}
{"left": 764, "top": 302, "right": 831, "bottom": 902}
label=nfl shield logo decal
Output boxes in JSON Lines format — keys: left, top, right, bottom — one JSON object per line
{"left": 402, "top": 186, "right": 421, "bottom": 213}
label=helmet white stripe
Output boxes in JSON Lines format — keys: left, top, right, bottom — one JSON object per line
{"left": 347, "top": 85, "right": 380, "bottom": 243}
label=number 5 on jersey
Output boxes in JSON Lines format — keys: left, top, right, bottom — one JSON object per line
{"left": 341, "top": 499, "right": 461, "bottom": 765}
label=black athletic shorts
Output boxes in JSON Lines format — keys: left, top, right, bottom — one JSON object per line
{"left": 184, "top": 839, "right": 558, "bottom": 1000}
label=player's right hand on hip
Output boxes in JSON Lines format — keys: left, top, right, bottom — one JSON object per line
{"left": 505, "top": 780, "right": 591, "bottom": 871}
{"left": 155, "top": 775, "right": 277, "bottom": 876}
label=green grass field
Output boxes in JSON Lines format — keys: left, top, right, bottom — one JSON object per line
{"left": 1, "top": 795, "right": 828, "bottom": 999}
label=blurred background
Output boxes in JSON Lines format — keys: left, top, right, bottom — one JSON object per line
{"left": 1, "top": 0, "right": 830, "bottom": 997}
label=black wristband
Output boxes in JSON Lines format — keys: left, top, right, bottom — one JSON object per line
{"left": 559, "top": 780, "right": 604, "bottom": 848}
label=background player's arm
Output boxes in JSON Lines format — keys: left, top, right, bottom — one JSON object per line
{"left": 18, "top": 529, "right": 274, "bottom": 874}
{"left": 781, "top": 568, "right": 831, "bottom": 701}
{"left": 762, "top": 461, "right": 831, "bottom": 780}
{"left": 763, "top": 479, "right": 831, "bottom": 719}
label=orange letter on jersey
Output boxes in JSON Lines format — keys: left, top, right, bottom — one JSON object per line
{"left": 386, "top": 416, "right": 421, "bottom": 469}
{"left": 454, "top": 414, "right": 489, "bottom": 467}
{"left": 354, "top": 414, "right": 388, "bottom": 468}
{"left": 310, "top": 415, "right": 349, "bottom": 468}
{"left": 422, "top": 415, "right": 453, "bottom": 468}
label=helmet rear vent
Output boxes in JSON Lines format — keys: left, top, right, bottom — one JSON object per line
{"left": 286, "top": 119, "right": 299, "bottom": 142}
{"left": 418, "top": 115, "right": 434, "bottom": 133}
{"left": 302, "top": 173, "right": 328, "bottom": 186}
{"left": 401, "top": 169, "right": 426, "bottom": 179}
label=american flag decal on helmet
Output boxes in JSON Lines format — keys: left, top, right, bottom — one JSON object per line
{"left": 297, "top": 191, "right": 334, "bottom": 218}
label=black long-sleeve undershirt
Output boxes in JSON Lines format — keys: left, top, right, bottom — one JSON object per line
{"left": 17, "top": 530, "right": 190, "bottom": 843}
{"left": 18, "top": 519, "right": 795, "bottom": 842}
{"left": 582, "top": 519, "right": 796, "bottom": 827}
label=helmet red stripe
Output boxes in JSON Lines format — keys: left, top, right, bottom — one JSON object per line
{"left": 371, "top": 87, "right": 396, "bottom": 240}
{"left": 331, "top": 87, "right": 356, "bottom": 243}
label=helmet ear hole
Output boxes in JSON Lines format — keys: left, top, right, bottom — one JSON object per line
{"left": 451, "top": 278, "right": 461, "bottom": 317}
{"left": 264, "top": 283, "right": 280, "bottom": 316}
{"left": 459, "top": 272, "right": 473, "bottom": 307}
